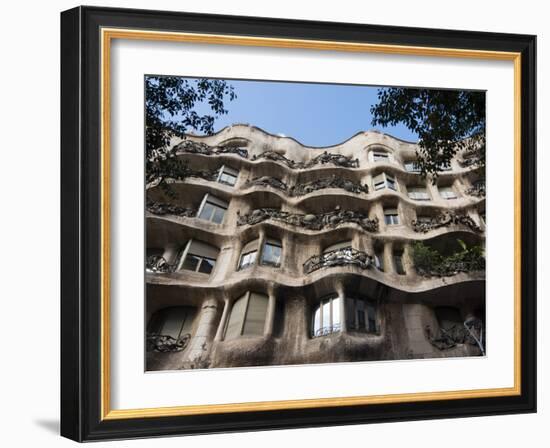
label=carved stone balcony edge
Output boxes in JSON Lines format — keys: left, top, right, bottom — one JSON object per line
{"left": 146, "top": 255, "right": 177, "bottom": 273}
{"left": 411, "top": 212, "right": 482, "bottom": 233}
{"left": 465, "top": 183, "right": 486, "bottom": 198}
{"left": 251, "top": 150, "right": 359, "bottom": 169}
{"left": 243, "top": 174, "right": 369, "bottom": 196}
{"left": 237, "top": 206, "right": 379, "bottom": 233}
{"left": 303, "top": 247, "right": 373, "bottom": 274}
{"left": 174, "top": 140, "right": 249, "bottom": 159}
{"left": 146, "top": 200, "right": 197, "bottom": 218}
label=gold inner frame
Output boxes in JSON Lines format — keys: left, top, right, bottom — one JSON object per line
{"left": 100, "top": 27, "right": 522, "bottom": 420}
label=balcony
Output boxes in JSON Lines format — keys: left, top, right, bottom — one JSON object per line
{"left": 303, "top": 247, "right": 373, "bottom": 274}
{"left": 411, "top": 212, "right": 482, "bottom": 233}
{"left": 237, "top": 206, "right": 379, "bottom": 232}
{"left": 251, "top": 150, "right": 359, "bottom": 169}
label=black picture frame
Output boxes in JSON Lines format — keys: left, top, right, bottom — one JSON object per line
{"left": 61, "top": 5, "right": 536, "bottom": 442}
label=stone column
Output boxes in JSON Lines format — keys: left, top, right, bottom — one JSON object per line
{"left": 214, "top": 297, "right": 231, "bottom": 341}
{"left": 384, "top": 241, "right": 394, "bottom": 274}
{"left": 257, "top": 228, "right": 266, "bottom": 265}
{"left": 264, "top": 285, "right": 277, "bottom": 337}
{"left": 186, "top": 298, "right": 219, "bottom": 362}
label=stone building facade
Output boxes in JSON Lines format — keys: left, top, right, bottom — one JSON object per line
{"left": 145, "top": 124, "right": 486, "bottom": 371}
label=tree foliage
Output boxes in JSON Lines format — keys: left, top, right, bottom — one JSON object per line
{"left": 145, "top": 76, "right": 236, "bottom": 191}
{"left": 370, "top": 88, "right": 485, "bottom": 178}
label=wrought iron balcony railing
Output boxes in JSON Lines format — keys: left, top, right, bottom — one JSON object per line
{"left": 146, "top": 200, "right": 196, "bottom": 218}
{"left": 174, "top": 140, "right": 248, "bottom": 159}
{"left": 146, "top": 255, "right": 176, "bottom": 273}
{"left": 237, "top": 207, "right": 379, "bottom": 232}
{"left": 251, "top": 150, "right": 359, "bottom": 169}
{"left": 303, "top": 247, "right": 373, "bottom": 274}
{"left": 312, "top": 324, "right": 342, "bottom": 338}
{"left": 411, "top": 212, "right": 482, "bottom": 233}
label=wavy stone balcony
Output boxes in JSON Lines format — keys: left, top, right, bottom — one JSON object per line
{"left": 303, "top": 247, "right": 373, "bottom": 274}
{"left": 237, "top": 207, "right": 379, "bottom": 232}
{"left": 174, "top": 139, "right": 248, "bottom": 158}
{"left": 146, "top": 200, "right": 196, "bottom": 218}
{"left": 411, "top": 212, "right": 482, "bottom": 234}
{"left": 250, "top": 150, "right": 359, "bottom": 169}
{"left": 243, "top": 175, "right": 369, "bottom": 196}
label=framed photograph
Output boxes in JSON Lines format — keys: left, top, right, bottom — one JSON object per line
{"left": 60, "top": 6, "right": 536, "bottom": 441}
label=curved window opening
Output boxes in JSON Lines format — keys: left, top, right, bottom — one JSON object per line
{"left": 224, "top": 292, "right": 269, "bottom": 340}
{"left": 346, "top": 297, "right": 378, "bottom": 333}
{"left": 312, "top": 295, "right": 341, "bottom": 337}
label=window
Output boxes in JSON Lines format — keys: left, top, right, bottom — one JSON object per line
{"left": 372, "top": 151, "right": 390, "bottom": 162}
{"left": 374, "top": 252, "right": 384, "bottom": 271}
{"left": 404, "top": 161, "right": 421, "bottom": 173}
{"left": 312, "top": 295, "right": 341, "bottom": 337}
{"left": 384, "top": 208, "right": 399, "bottom": 225}
{"left": 408, "top": 186, "right": 430, "bottom": 201}
{"left": 437, "top": 162, "right": 452, "bottom": 172}
{"left": 439, "top": 186, "right": 457, "bottom": 199}
{"left": 239, "top": 251, "right": 257, "bottom": 270}
{"left": 198, "top": 194, "right": 228, "bottom": 224}
{"left": 261, "top": 238, "right": 282, "bottom": 267}
{"left": 393, "top": 251, "right": 406, "bottom": 275}
{"left": 238, "top": 239, "right": 259, "bottom": 270}
{"left": 217, "top": 165, "right": 239, "bottom": 186}
{"left": 224, "top": 292, "right": 269, "bottom": 340}
{"left": 346, "top": 298, "right": 378, "bottom": 333}
{"left": 147, "top": 306, "right": 196, "bottom": 340}
{"left": 373, "top": 173, "right": 397, "bottom": 191}
{"left": 179, "top": 240, "right": 219, "bottom": 275}
{"left": 435, "top": 306, "right": 463, "bottom": 331}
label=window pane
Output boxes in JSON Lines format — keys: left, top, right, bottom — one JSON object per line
{"left": 386, "top": 177, "right": 397, "bottom": 190}
{"left": 225, "top": 295, "right": 247, "bottom": 340}
{"left": 332, "top": 297, "right": 341, "bottom": 328}
{"left": 261, "top": 243, "right": 282, "bottom": 266}
{"left": 313, "top": 306, "right": 321, "bottom": 337}
{"left": 219, "top": 172, "right": 237, "bottom": 186}
{"left": 161, "top": 307, "right": 188, "bottom": 339}
{"left": 198, "top": 202, "right": 214, "bottom": 221}
{"left": 239, "top": 251, "right": 257, "bottom": 269}
{"left": 375, "top": 254, "right": 384, "bottom": 271}
{"left": 394, "top": 255, "right": 405, "bottom": 275}
{"left": 181, "top": 254, "right": 200, "bottom": 271}
{"left": 211, "top": 205, "right": 226, "bottom": 224}
{"left": 242, "top": 293, "right": 268, "bottom": 336}
{"left": 198, "top": 257, "right": 215, "bottom": 274}
{"left": 367, "top": 304, "right": 377, "bottom": 333}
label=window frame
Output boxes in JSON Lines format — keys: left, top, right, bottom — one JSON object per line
{"left": 260, "top": 239, "right": 283, "bottom": 267}
{"left": 373, "top": 172, "right": 398, "bottom": 192}
{"left": 217, "top": 165, "right": 239, "bottom": 186}
{"left": 407, "top": 186, "right": 431, "bottom": 201}
{"left": 224, "top": 291, "right": 269, "bottom": 340}
{"left": 312, "top": 295, "right": 342, "bottom": 338}
{"left": 197, "top": 194, "right": 229, "bottom": 224}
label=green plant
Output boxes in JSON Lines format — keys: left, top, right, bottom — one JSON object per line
{"left": 411, "top": 239, "right": 485, "bottom": 277}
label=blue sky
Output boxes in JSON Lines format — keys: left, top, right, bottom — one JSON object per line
{"left": 190, "top": 78, "right": 419, "bottom": 147}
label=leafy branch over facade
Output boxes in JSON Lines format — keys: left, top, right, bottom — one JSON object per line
{"left": 371, "top": 88, "right": 485, "bottom": 178}
{"left": 145, "top": 76, "right": 236, "bottom": 193}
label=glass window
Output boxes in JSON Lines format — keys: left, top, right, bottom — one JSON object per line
{"left": 324, "top": 240, "right": 352, "bottom": 253}
{"left": 435, "top": 306, "right": 463, "bottom": 331}
{"left": 238, "top": 251, "right": 257, "bottom": 270}
{"left": 372, "top": 151, "right": 390, "bottom": 162}
{"left": 384, "top": 208, "right": 399, "bottom": 225}
{"left": 217, "top": 165, "right": 239, "bottom": 186}
{"left": 374, "top": 253, "right": 384, "bottom": 271}
{"left": 346, "top": 298, "right": 378, "bottom": 333}
{"left": 405, "top": 161, "right": 421, "bottom": 173}
{"left": 224, "top": 292, "right": 269, "bottom": 340}
{"left": 148, "top": 306, "right": 196, "bottom": 340}
{"left": 179, "top": 240, "right": 219, "bottom": 275}
{"left": 439, "top": 186, "right": 457, "bottom": 199}
{"left": 261, "top": 239, "right": 282, "bottom": 267}
{"left": 408, "top": 186, "right": 430, "bottom": 201}
{"left": 198, "top": 194, "right": 228, "bottom": 224}
{"left": 312, "top": 295, "right": 341, "bottom": 337}
{"left": 393, "top": 252, "right": 406, "bottom": 275}
{"left": 373, "top": 173, "right": 397, "bottom": 191}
